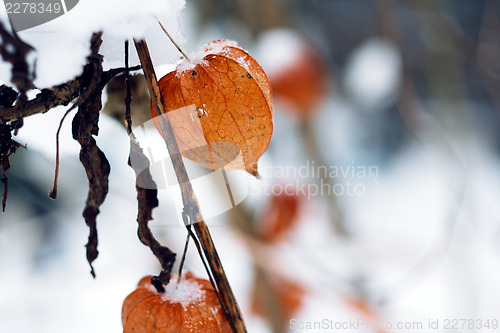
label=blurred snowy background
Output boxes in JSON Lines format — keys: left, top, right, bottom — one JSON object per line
{"left": 2, "top": 0, "right": 500, "bottom": 332}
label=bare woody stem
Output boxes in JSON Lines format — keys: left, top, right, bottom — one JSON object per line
{"left": 0, "top": 66, "right": 141, "bottom": 125}
{"left": 134, "top": 39, "right": 247, "bottom": 333}
{"left": 0, "top": 79, "right": 80, "bottom": 124}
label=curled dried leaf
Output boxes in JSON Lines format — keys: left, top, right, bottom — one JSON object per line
{"left": 71, "top": 32, "right": 110, "bottom": 277}
{"left": 152, "top": 40, "right": 273, "bottom": 176}
{"left": 128, "top": 137, "right": 176, "bottom": 289}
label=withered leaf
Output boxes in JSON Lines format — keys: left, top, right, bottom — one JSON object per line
{"left": 128, "top": 137, "right": 176, "bottom": 289}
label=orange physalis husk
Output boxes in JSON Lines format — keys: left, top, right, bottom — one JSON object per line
{"left": 122, "top": 273, "right": 231, "bottom": 333}
{"left": 270, "top": 45, "right": 329, "bottom": 114}
{"left": 257, "top": 30, "right": 329, "bottom": 115}
{"left": 151, "top": 40, "right": 273, "bottom": 177}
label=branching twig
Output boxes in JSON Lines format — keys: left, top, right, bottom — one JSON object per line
{"left": 0, "top": 79, "right": 80, "bottom": 124}
{"left": 177, "top": 232, "right": 190, "bottom": 284}
{"left": 134, "top": 38, "right": 247, "bottom": 333}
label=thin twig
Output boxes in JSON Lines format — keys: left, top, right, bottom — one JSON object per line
{"left": 0, "top": 66, "right": 141, "bottom": 125}
{"left": 157, "top": 20, "right": 190, "bottom": 61}
{"left": 184, "top": 223, "right": 230, "bottom": 322}
{"left": 185, "top": 225, "right": 216, "bottom": 290}
{"left": 124, "top": 40, "right": 133, "bottom": 135}
{"left": 134, "top": 38, "right": 246, "bottom": 333}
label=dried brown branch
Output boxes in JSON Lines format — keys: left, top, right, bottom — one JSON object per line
{"left": 0, "top": 66, "right": 140, "bottom": 125}
{"left": 0, "top": 56, "right": 138, "bottom": 210}
{"left": 134, "top": 39, "right": 247, "bottom": 333}
{"left": 0, "top": 79, "right": 79, "bottom": 124}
